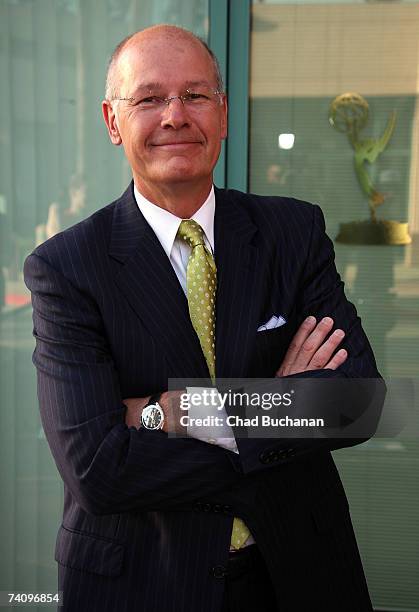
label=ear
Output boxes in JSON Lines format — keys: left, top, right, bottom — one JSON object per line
{"left": 220, "top": 95, "right": 228, "bottom": 141}
{"left": 102, "top": 100, "right": 122, "bottom": 145}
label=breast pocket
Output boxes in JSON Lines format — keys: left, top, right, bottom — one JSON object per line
{"left": 250, "top": 321, "right": 296, "bottom": 377}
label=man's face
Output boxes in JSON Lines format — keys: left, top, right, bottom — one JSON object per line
{"left": 103, "top": 34, "right": 227, "bottom": 195}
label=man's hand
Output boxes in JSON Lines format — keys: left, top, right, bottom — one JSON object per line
{"left": 123, "top": 390, "right": 186, "bottom": 434}
{"left": 276, "top": 316, "right": 347, "bottom": 377}
{"left": 123, "top": 396, "right": 150, "bottom": 429}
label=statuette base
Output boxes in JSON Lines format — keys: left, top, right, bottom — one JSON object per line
{"left": 335, "top": 219, "right": 411, "bottom": 245}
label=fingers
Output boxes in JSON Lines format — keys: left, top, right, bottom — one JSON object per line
{"left": 276, "top": 316, "right": 347, "bottom": 376}
{"left": 324, "top": 348, "right": 348, "bottom": 370}
{"left": 290, "top": 316, "right": 336, "bottom": 373}
{"left": 307, "top": 328, "right": 346, "bottom": 370}
{"left": 277, "top": 316, "right": 317, "bottom": 375}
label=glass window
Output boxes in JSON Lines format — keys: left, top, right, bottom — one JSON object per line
{"left": 0, "top": 0, "right": 208, "bottom": 597}
{"left": 250, "top": 1, "right": 419, "bottom": 609}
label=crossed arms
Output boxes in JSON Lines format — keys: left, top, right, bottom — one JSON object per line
{"left": 124, "top": 315, "right": 350, "bottom": 432}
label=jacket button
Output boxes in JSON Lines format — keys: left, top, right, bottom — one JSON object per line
{"left": 277, "top": 449, "right": 288, "bottom": 460}
{"left": 286, "top": 448, "right": 296, "bottom": 457}
{"left": 211, "top": 565, "right": 227, "bottom": 579}
{"left": 213, "top": 504, "right": 222, "bottom": 513}
{"left": 194, "top": 502, "right": 204, "bottom": 512}
{"left": 222, "top": 505, "right": 232, "bottom": 514}
{"left": 203, "top": 503, "right": 212, "bottom": 512}
{"left": 259, "top": 452, "right": 270, "bottom": 464}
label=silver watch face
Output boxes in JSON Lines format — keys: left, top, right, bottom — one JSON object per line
{"left": 141, "top": 404, "right": 164, "bottom": 430}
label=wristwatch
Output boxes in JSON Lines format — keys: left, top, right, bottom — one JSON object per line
{"left": 140, "top": 393, "right": 164, "bottom": 430}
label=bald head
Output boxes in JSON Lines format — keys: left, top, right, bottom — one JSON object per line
{"left": 105, "top": 24, "right": 223, "bottom": 101}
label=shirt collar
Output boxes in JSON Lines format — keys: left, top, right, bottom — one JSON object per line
{"left": 133, "top": 184, "right": 215, "bottom": 258}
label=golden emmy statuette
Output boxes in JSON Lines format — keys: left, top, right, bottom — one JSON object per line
{"left": 329, "top": 92, "right": 411, "bottom": 245}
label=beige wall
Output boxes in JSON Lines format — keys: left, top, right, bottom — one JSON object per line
{"left": 251, "top": 4, "right": 419, "bottom": 97}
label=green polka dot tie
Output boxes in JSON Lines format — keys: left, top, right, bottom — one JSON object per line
{"left": 177, "top": 219, "right": 217, "bottom": 380}
{"left": 177, "top": 219, "right": 251, "bottom": 550}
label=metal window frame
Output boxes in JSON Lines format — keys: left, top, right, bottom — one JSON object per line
{"left": 209, "top": 0, "right": 250, "bottom": 191}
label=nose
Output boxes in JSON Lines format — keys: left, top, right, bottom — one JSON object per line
{"left": 160, "top": 97, "right": 190, "bottom": 129}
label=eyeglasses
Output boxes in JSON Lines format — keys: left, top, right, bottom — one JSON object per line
{"left": 111, "top": 87, "right": 224, "bottom": 112}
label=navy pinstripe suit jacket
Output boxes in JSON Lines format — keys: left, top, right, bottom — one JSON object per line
{"left": 24, "top": 183, "right": 383, "bottom": 612}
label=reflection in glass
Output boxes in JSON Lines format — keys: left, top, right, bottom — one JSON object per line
{"left": 250, "top": 1, "right": 419, "bottom": 609}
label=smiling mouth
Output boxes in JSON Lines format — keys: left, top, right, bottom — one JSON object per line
{"left": 152, "top": 142, "right": 201, "bottom": 148}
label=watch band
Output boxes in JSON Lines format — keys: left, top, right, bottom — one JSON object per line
{"left": 147, "top": 393, "right": 162, "bottom": 406}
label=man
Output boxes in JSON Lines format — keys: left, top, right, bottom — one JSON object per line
{"left": 24, "top": 25, "right": 383, "bottom": 612}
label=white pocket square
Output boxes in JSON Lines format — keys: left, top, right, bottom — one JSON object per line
{"left": 257, "top": 315, "right": 287, "bottom": 332}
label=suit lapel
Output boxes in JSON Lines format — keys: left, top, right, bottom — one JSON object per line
{"left": 109, "top": 182, "right": 210, "bottom": 379}
{"left": 214, "top": 188, "right": 263, "bottom": 378}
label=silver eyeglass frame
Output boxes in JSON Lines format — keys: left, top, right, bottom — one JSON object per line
{"left": 110, "top": 88, "right": 224, "bottom": 108}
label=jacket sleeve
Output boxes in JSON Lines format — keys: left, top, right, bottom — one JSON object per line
{"left": 230, "top": 204, "right": 386, "bottom": 474}
{"left": 24, "top": 252, "right": 246, "bottom": 516}
{"left": 296, "top": 203, "right": 380, "bottom": 379}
